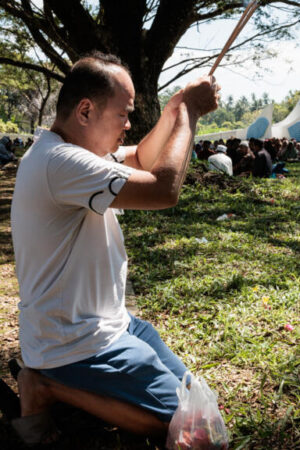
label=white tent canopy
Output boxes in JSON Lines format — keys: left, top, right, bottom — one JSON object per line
{"left": 272, "top": 100, "right": 300, "bottom": 140}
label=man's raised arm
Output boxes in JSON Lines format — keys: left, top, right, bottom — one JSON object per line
{"left": 123, "top": 89, "right": 184, "bottom": 171}
{"left": 111, "top": 76, "right": 220, "bottom": 211}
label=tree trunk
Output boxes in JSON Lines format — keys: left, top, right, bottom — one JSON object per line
{"left": 38, "top": 77, "right": 51, "bottom": 126}
{"left": 126, "top": 84, "right": 161, "bottom": 145}
{"left": 121, "top": 77, "right": 162, "bottom": 144}
{"left": 30, "top": 117, "right": 35, "bottom": 135}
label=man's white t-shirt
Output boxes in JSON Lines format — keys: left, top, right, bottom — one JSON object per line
{"left": 208, "top": 152, "right": 233, "bottom": 176}
{"left": 11, "top": 129, "right": 133, "bottom": 369}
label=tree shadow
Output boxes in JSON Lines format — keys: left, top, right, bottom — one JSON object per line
{"left": 0, "top": 408, "right": 166, "bottom": 450}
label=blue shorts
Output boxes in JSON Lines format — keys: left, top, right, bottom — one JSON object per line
{"left": 41, "top": 314, "right": 188, "bottom": 422}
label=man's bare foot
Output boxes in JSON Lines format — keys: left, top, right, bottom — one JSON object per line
{"left": 17, "top": 368, "right": 54, "bottom": 417}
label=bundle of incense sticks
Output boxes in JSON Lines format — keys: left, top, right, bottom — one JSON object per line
{"left": 209, "top": 1, "right": 259, "bottom": 76}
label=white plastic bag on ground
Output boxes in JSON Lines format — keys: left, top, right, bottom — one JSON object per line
{"left": 166, "top": 372, "right": 229, "bottom": 450}
{"left": 216, "top": 213, "right": 236, "bottom": 221}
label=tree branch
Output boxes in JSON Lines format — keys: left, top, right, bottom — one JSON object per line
{"left": 0, "top": 0, "right": 70, "bottom": 74}
{"left": 0, "top": 57, "right": 64, "bottom": 82}
{"left": 195, "top": 2, "right": 245, "bottom": 22}
{"left": 159, "top": 15, "right": 299, "bottom": 91}
{"left": 42, "top": 0, "right": 78, "bottom": 62}
{"left": 20, "top": 0, "right": 70, "bottom": 74}
{"left": 145, "top": 0, "right": 198, "bottom": 75}
{"left": 46, "top": 0, "right": 104, "bottom": 54}
{"left": 263, "top": 0, "right": 300, "bottom": 6}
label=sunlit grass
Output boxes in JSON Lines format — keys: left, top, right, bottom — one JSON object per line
{"left": 121, "top": 162, "right": 300, "bottom": 449}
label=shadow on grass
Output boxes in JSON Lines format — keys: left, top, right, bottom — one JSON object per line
{"left": 0, "top": 411, "right": 166, "bottom": 450}
{"left": 0, "top": 231, "right": 14, "bottom": 265}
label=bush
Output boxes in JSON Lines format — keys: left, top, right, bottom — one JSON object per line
{"left": 0, "top": 119, "right": 20, "bottom": 133}
{"left": 233, "top": 121, "right": 245, "bottom": 129}
{"left": 5, "top": 121, "right": 19, "bottom": 133}
{"left": 221, "top": 121, "right": 234, "bottom": 129}
{"left": 0, "top": 119, "right": 7, "bottom": 132}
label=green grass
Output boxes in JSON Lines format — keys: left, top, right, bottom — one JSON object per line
{"left": 120, "top": 162, "right": 300, "bottom": 449}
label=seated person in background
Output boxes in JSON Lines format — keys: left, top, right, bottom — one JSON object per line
{"left": 264, "top": 140, "right": 276, "bottom": 162}
{"left": 195, "top": 141, "right": 202, "bottom": 158}
{"left": 249, "top": 137, "right": 255, "bottom": 153}
{"left": 13, "top": 137, "right": 24, "bottom": 148}
{"left": 24, "top": 137, "right": 34, "bottom": 149}
{"left": 233, "top": 141, "right": 255, "bottom": 176}
{"left": 273, "top": 138, "right": 281, "bottom": 159}
{"left": 226, "top": 138, "right": 241, "bottom": 166}
{"left": 0, "top": 136, "right": 16, "bottom": 166}
{"left": 197, "top": 140, "right": 215, "bottom": 160}
{"left": 280, "top": 141, "right": 297, "bottom": 160}
{"left": 192, "top": 143, "right": 198, "bottom": 160}
{"left": 213, "top": 140, "right": 219, "bottom": 150}
{"left": 277, "top": 139, "right": 288, "bottom": 160}
{"left": 208, "top": 144, "right": 232, "bottom": 175}
{"left": 252, "top": 139, "right": 272, "bottom": 178}
{"left": 271, "top": 161, "right": 289, "bottom": 177}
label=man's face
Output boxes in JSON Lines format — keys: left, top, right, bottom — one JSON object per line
{"left": 88, "top": 68, "right": 135, "bottom": 156}
{"left": 238, "top": 145, "right": 248, "bottom": 156}
{"left": 249, "top": 140, "right": 255, "bottom": 150}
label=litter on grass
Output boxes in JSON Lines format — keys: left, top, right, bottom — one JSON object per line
{"left": 195, "top": 237, "right": 209, "bottom": 244}
{"left": 216, "top": 213, "right": 236, "bottom": 221}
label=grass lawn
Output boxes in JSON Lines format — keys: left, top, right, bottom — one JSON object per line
{"left": 0, "top": 162, "right": 299, "bottom": 449}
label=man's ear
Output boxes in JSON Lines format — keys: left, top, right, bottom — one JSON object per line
{"left": 76, "top": 98, "right": 94, "bottom": 126}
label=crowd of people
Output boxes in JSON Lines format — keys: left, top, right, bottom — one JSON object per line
{"left": 193, "top": 137, "right": 300, "bottom": 178}
{"left": 1, "top": 132, "right": 299, "bottom": 180}
{"left": 0, "top": 136, "right": 33, "bottom": 167}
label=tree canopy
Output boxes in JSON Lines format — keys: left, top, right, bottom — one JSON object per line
{"left": 0, "top": 1, "right": 299, "bottom": 141}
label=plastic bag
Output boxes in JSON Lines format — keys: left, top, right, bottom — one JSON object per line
{"left": 216, "top": 213, "right": 236, "bottom": 221}
{"left": 166, "top": 372, "right": 229, "bottom": 450}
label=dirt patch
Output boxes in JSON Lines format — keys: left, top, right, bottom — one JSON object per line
{"left": 184, "top": 163, "right": 247, "bottom": 192}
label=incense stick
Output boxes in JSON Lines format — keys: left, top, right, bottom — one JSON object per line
{"left": 209, "top": 1, "right": 259, "bottom": 76}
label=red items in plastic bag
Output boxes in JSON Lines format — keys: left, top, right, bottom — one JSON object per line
{"left": 166, "top": 372, "right": 229, "bottom": 450}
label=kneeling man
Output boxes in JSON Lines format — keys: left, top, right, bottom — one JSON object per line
{"left": 11, "top": 51, "right": 220, "bottom": 445}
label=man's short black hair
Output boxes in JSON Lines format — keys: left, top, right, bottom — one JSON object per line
{"left": 254, "top": 139, "right": 264, "bottom": 150}
{"left": 56, "top": 51, "right": 129, "bottom": 120}
{"left": 203, "top": 140, "right": 211, "bottom": 148}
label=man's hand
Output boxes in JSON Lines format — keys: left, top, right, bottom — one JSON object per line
{"left": 182, "top": 75, "right": 220, "bottom": 118}
{"left": 163, "top": 89, "right": 184, "bottom": 120}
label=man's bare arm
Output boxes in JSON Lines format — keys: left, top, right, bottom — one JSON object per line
{"left": 123, "top": 89, "right": 183, "bottom": 171}
{"left": 111, "top": 76, "right": 220, "bottom": 210}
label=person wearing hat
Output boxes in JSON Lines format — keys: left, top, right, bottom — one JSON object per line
{"left": 233, "top": 140, "right": 255, "bottom": 176}
{"left": 208, "top": 144, "right": 232, "bottom": 175}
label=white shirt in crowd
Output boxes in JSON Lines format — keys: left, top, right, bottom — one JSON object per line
{"left": 208, "top": 151, "right": 233, "bottom": 176}
{"left": 11, "top": 129, "right": 133, "bottom": 369}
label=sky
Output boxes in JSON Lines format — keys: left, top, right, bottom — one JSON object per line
{"left": 32, "top": 0, "right": 299, "bottom": 103}
{"left": 158, "top": 11, "right": 300, "bottom": 103}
